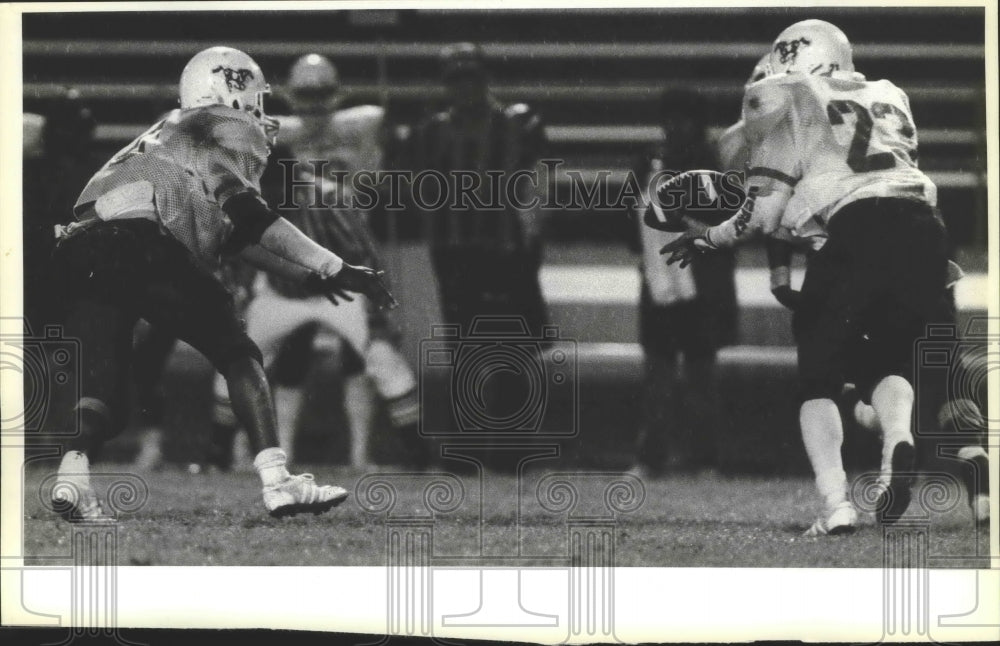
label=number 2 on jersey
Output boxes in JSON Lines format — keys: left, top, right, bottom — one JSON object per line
{"left": 826, "top": 100, "right": 914, "bottom": 173}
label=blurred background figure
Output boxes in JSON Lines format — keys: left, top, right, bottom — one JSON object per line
{"left": 23, "top": 90, "right": 98, "bottom": 331}
{"left": 409, "top": 43, "right": 549, "bottom": 467}
{"left": 629, "top": 88, "right": 738, "bottom": 477}
{"left": 412, "top": 42, "right": 548, "bottom": 336}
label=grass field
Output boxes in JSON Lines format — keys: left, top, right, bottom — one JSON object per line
{"left": 21, "top": 460, "right": 990, "bottom": 568}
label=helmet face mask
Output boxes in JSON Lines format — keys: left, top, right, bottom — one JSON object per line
{"left": 179, "top": 46, "right": 278, "bottom": 144}
{"left": 769, "top": 19, "right": 854, "bottom": 77}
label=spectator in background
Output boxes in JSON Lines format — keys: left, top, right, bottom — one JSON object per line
{"left": 412, "top": 43, "right": 548, "bottom": 336}
{"left": 409, "top": 43, "right": 549, "bottom": 467}
{"left": 629, "top": 88, "right": 738, "bottom": 477}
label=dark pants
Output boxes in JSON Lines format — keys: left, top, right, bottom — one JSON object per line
{"left": 430, "top": 246, "right": 549, "bottom": 471}
{"left": 51, "top": 219, "right": 259, "bottom": 441}
{"left": 636, "top": 291, "right": 723, "bottom": 472}
{"left": 795, "top": 197, "right": 949, "bottom": 402}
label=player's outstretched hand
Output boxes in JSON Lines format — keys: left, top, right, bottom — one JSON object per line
{"left": 659, "top": 219, "right": 715, "bottom": 268}
{"left": 304, "top": 264, "right": 399, "bottom": 309}
{"left": 331, "top": 263, "right": 399, "bottom": 310}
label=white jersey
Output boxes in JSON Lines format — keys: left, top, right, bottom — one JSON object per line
{"left": 276, "top": 105, "right": 384, "bottom": 182}
{"left": 743, "top": 72, "right": 936, "bottom": 237}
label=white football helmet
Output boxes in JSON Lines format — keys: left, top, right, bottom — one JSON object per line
{"left": 179, "top": 46, "right": 278, "bottom": 142}
{"left": 769, "top": 19, "right": 854, "bottom": 76}
{"left": 287, "top": 53, "right": 341, "bottom": 114}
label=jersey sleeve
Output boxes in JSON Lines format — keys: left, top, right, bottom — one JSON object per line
{"left": 196, "top": 109, "right": 270, "bottom": 205}
{"left": 706, "top": 91, "right": 799, "bottom": 248}
{"left": 717, "top": 120, "right": 748, "bottom": 171}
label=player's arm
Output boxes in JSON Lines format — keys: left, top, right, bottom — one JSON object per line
{"left": 703, "top": 166, "right": 794, "bottom": 248}
{"left": 660, "top": 169, "right": 794, "bottom": 266}
{"left": 766, "top": 236, "right": 800, "bottom": 311}
{"left": 223, "top": 192, "right": 396, "bottom": 308}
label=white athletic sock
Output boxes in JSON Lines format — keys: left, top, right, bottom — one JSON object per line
{"left": 273, "top": 386, "right": 305, "bottom": 463}
{"left": 58, "top": 450, "right": 91, "bottom": 483}
{"left": 800, "top": 399, "right": 848, "bottom": 509}
{"left": 254, "top": 447, "right": 290, "bottom": 487}
{"left": 344, "top": 374, "right": 375, "bottom": 469}
{"left": 871, "top": 376, "right": 915, "bottom": 475}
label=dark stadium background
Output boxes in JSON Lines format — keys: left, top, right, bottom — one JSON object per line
{"left": 21, "top": 7, "right": 988, "bottom": 475}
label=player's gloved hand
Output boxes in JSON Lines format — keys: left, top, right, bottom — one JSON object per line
{"left": 767, "top": 263, "right": 800, "bottom": 311}
{"left": 305, "top": 263, "right": 398, "bottom": 310}
{"left": 659, "top": 218, "right": 716, "bottom": 268}
{"left": 771, "top": 285, "right": 802, "bottom": 311}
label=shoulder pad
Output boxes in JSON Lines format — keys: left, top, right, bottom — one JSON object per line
{"left": 186, "top": 106, "right": 267, "bottom": 152}
{"left": 275, "top": 114, "right": 302, "bottom": 133}
{"left": 504, "top": 102, "right": 543, "bottom": 134}
{"left": 504, "top": 102, "right": 533, "bottom": 117}
{"left": 717, "top": 120, "right": 748, "bottom": 171}
{"left": 333, "top": 104, "right": 385, "bottom": 129}
{"left": 742, "top": 75, "right": 795, "bottom": 140}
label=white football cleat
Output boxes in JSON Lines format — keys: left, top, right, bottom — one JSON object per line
{"left": 263, "top": 473, "right": 349, "bottom": 518}
{"left": 51, "top": 479, "right": 112, "bottom": 523}
{"left": 804, "top": 501, "right": 858, "bottom": 537}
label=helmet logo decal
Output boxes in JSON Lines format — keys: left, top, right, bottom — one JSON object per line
{"left": 211, "top": 66, "right": 255, "bottom": 92}
{"left": 774, "top": 37, "right": 811, "bottom": 65}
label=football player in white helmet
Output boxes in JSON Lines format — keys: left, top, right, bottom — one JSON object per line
{"left": 48, "top": 46, "right": 394, "bottom": 521}
{"left": 664, "top": 20, "right": 952, "bottom": 535}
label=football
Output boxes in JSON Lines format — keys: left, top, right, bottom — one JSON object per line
{"left": 643, "top": 169, "right": 747, "bottom": 232}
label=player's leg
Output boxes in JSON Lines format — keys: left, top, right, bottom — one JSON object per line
{"left": 53, "top": 298, "right": 136, "bottom": 521}
{"left": 48, "top": 224, "right": 144, "bottom": 521}
{"left": 794, "top": 243, "right": 857, "bottom": 535}
{"left": 851, "top": 200, "right": 949, "bottom": 522}
{"left": 342, "top": 345, "right": 377, "bottom": 470}
{"left": 210, "top": 280, "right": 315, "bottom": 468}
{"left": 131, "top": 322, "right": 177, "bottom": 471}
{"left": 311, "top": 294, "right": 380, "bottom": 469}
{"left": 366, "top": 335, "right": 426, "bottom": 469}
{"left": 633, "top": 285, "right": 680, "bottom": 476}
{"left": 138, "top": 241, "right": 347, "bottom": 516}
{"left": 916, "top": 285, "right": 989, "bottom": 523}
{"left": 678, "top": 298, "right": 724, "bottom": 472}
